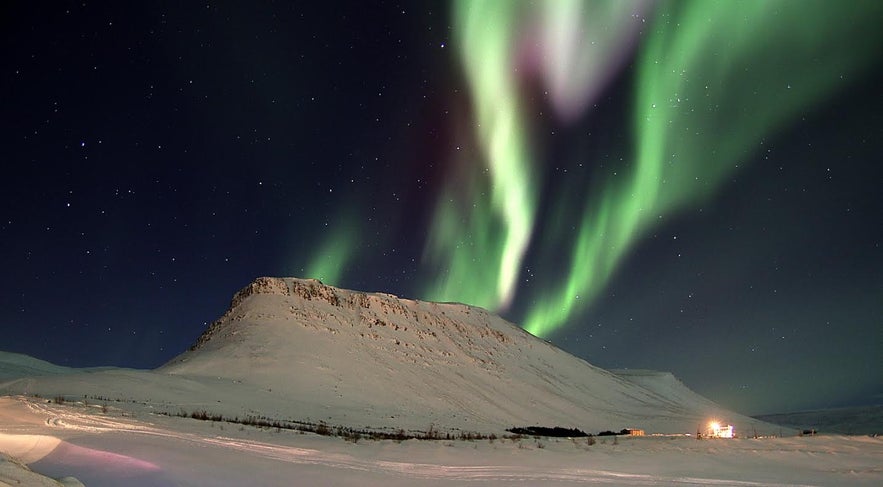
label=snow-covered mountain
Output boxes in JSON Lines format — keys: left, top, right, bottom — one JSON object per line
{"left": 0, "top": 352, "right": 77, "bottom": 382}
{"left": 0, "top": 277, "right": 872, "bottom": 486}
{"left": 152, "top": 277, "right": 769, "bottom": 435}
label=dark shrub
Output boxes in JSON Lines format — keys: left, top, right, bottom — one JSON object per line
{"left": 506, "top": 426, "right": 589, "bottom": 437}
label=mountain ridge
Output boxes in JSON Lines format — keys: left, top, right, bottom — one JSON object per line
{"left": 156, "top": 276, "right": 771, "bottom": 435}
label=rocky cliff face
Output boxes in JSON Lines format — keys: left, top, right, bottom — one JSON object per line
{"left": 188, "top": 277, "right": 514, "bottom": 365}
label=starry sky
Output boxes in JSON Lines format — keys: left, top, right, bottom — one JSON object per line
{"left": 2, "top": 1, "right": 881, "bottom": 416}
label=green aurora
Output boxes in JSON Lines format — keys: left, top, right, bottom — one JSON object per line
{"left": 305, "top": 214, "right": 359, "bottom": 286}
{"left": 305, "top": 0, "right": 882, "bottom": 338}
{"left": 524, "top": 0, "right": 882, "bottom": 336}
{"left": 422, "top": 0, "right": 536, "bottom": 310}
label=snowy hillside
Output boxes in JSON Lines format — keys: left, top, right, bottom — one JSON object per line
{"left": 0, "top": 352, "right": 76, "bottom": 382}
{"left": 610, "top": 369, "right": 733, "bottom": 414}
{"left": 152, "top": 277, "right": 769, "bottom": 435}
{"left": 1, "top": 277, "right": 775, "bottom": 436}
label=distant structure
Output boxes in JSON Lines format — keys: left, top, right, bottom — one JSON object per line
{"left": 624, "top": 428, "right": 645, "bottom": 436}
{"left": 707, "top": 421, "right": 734, "bottom": 438}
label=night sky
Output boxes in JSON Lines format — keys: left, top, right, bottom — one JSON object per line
{"left": 3, "top": 1, "right": 881, "bottom": 416}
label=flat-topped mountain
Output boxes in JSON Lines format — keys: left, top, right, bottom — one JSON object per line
{"left": 156, "top": 277, "right": 767, "bottom": 434}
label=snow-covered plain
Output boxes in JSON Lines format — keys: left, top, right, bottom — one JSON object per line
{"left": 1, "top": 278, "right": 880, "bottom": 485}
{"left": 1, "top": 396, "right": 881, "bottom": 486}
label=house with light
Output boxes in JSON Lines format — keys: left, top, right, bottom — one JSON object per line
{"left": 706, "top": 421, "right": 734, "bottom": 438}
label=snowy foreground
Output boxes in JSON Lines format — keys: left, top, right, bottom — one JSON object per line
{"left": 1, "top": 396, "right": 881, "bottom": 487}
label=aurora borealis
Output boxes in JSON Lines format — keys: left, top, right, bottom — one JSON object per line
{"left": 525, "top": 0, "right": 883, "bottom": 336}
{"left": 420, "top": 0, "right": 651, "bottom": 313}
{"left": 3, "top": 1, "right": 881, "bottom": 414}
{"left": 423, "top": 0, "right": 537, "bottom": 311}
{"left": 310, "top": 0, "right": 883, "bottom": 339}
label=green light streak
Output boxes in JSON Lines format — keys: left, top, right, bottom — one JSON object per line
{"left": 424, "top": 182, "right": 502, "bottom": 308}
{"left": 424, "top": 0, "right": 535, "bottom": 309}
{"left": 525, "top": 0, "right": 883, "bottom": 336}
{"left": 305, "top": 216, "right": 358, "bottom": 287}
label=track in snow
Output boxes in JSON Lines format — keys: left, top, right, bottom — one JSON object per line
{"left": 20, "top": 399, "right": 815, "bottom": 486}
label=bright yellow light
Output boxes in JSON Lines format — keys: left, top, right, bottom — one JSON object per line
{"left": 707, "top": 421, "right": 734, "bottom": 438}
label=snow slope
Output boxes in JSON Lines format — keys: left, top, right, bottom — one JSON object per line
{"left": 1, "top": 452, "right": 84, "bottom": 487}
{"left": 0, "top": 352, "right": 76, "bottom": 382}
{"left": 152, "top": 277, "right": 768, "bottom": 435}
{"left": 2, "top": 277, "right": 772, "bottom": 436}
{"left": 610, "top": 369, "right": 740, "bottom": 422}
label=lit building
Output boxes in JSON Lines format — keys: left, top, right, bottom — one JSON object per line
{"left": 707, "top": 421, "right": 734, "bottom": 438}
